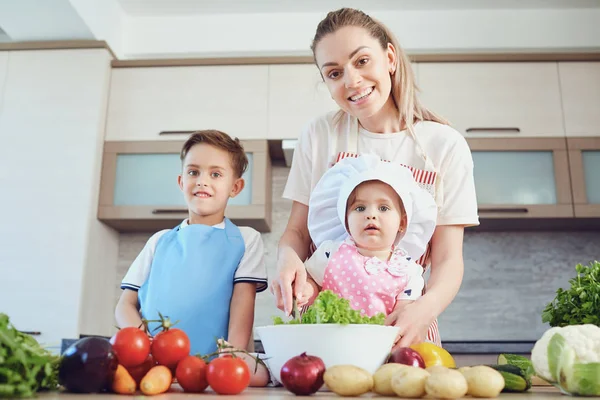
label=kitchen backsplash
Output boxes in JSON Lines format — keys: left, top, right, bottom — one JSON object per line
{"left": 114, "top": 164, "right": 600, "bottom": 342}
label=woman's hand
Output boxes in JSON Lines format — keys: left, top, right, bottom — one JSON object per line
{"left": 271, "top": 247, "right": 309, "bottom": 315}
{"left": 385, "top": 299, "right": 436, "bottom": 348}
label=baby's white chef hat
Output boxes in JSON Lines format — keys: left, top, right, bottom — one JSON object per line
{"left": 307, "top": 153, "right": 438, "bottom": 260}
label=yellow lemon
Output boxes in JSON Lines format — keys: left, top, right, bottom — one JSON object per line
{"left": 410, "top": 342, "right": 456, "bottom": 368}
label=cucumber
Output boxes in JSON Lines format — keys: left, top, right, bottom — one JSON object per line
{"left": 486, "top": 364, "right": 531, "bottom": 392}
{"left": 498, "top": 353, "right": 535, "bottom": 380}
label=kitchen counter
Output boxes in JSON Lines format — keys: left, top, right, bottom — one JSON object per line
{"left": 37, "top": 386, "right": 595, "bottom": 399}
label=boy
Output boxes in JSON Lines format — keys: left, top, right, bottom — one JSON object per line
{"left": 115, "top": 130, "right": 268, "bottom": 371}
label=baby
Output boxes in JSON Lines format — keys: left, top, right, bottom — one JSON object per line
{"left": 298, "top": 154, "right": 437, "bottom": 319}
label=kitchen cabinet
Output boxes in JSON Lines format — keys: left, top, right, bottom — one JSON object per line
{"left": 98, "top": 140, "right": 272, "bottom": 232}
{"left": 567, "top": 137, "right": 600, "bottom": 217}
{"left": 558, "top": 62, "right": 600, "bottom": 137}
{"left": 418, "top": 62, "right": 565, "bottom": 137}
{"left": 104, "top": 65, "right": 269, "bottom": 141}
{"left": 0, "top": 49, "right": 118, "bottom": 352}
{"left": 267, "top": 64, "right": 338, "bottom": 140}
{"left": 467, "top": 138, "right": 573, "bottom": 219}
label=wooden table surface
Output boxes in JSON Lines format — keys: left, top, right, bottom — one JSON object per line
{"left": 37, "top": 386, "right": 598, "bottom": 399}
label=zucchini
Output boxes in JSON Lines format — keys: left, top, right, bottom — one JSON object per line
{"left": 498, "top": 353, "right": 535, "bottom": 380}
{"left": 486, "top": 364, "right": 531, "bottom": 392}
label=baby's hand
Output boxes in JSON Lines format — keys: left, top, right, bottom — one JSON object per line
{"left": 295, "top": 277, "right": 317, "bottom": 307}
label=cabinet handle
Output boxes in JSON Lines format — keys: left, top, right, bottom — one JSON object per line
{"left": 152, "top": 209, "right": 188, "bottom": 214}
{"left": 466, "top": 128, "right": 521, "bottom": 134}
{"left": 158, "top": 130, "right": 196, "bottom": 136}
{"left": 19, "top": 331, "right": 41, "bottom": 336}
{"left": 478, "top": 207, "right": 529, "bottom": 214}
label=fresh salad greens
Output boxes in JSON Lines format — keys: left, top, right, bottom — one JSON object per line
{"left": 273, "top": 290, "right": 385, "bottom": 325}
{"left": 0, "top": 313, "right": 60, "bottom": 398}
{"left": 542, "top": 260, "right": 600, "bottom": 327}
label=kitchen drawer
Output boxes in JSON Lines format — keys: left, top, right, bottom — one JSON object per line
{"left": 268, "top": 64, "right": 338, "bottom": 140}
{"left": 559, "top": 62, "right": 600, "bottom": 137}
{"left": 98, "top": 140, "right": 272, "bottom": 232}
{"left": 567, "top": 137, "right": 600, "bottom": 217}
{"left": 105, "top": 65, "right": 269, "bottom": 141}
{"left": 468, "top": 138, "right": 573, "bottom": 219}
{"left": 418, "top": 62, "right": 565, "bottom": 138}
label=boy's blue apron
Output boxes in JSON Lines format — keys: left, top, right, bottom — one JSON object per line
{"left": 138, "top": 218, "right": 245, "bottom": 356}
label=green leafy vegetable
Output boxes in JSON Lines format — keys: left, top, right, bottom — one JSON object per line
{"left": 542, "top": 261, "right": 600, "bottom": 327}
{"left": 273, "top": 290, "right": 385, "bottom": 325}
{"left": 0, "top": 313, "right": 60, "bottom": 398}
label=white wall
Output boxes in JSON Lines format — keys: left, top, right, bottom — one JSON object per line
{"left": 122, "top": 8, "right": 600, "bottom": 58}
{"left": 0, "top": 49, "right": 119, "bottom": 350}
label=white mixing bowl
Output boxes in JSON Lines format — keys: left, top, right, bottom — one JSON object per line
{"left": 255, "top": 324, "right": 400, "bottom": 384}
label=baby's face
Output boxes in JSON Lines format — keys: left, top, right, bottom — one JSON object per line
{"left": 346, "top": 180, "right": 403, "bottom": 252}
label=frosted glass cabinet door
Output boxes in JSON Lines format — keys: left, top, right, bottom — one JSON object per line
{"left": 568, "top": 138, "right": 600, "bottom": 217}
{"left": 467, "top": 138, "right": 573, "bottom": 218}
{"left": 113, "top": 153, "right": 253, "bottom": 207}
{"left": 98, "top": 140, "right": 272, "bottom": 232}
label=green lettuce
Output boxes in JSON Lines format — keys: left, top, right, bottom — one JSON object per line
{"left": 273, "top": 290, "right": 385, "bottom": 325}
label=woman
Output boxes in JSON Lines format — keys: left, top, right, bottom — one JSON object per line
{"left": 271, "top": 8, "right": 479, "bottom": 347}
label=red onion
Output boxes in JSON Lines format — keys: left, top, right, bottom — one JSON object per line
{"left": 280, "top": 352, "right": 326, "bottom": 395}
{"left": 388, "top": 347, "right": 426, "bottom": 368}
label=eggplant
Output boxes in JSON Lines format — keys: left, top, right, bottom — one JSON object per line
{"left": 59, "top": 337, "right": 118, "bottom": 393}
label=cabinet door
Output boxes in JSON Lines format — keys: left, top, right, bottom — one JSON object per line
{"left": 468, "top": 138, "right": 573, "bottom": 218}
{"left": 268, "top": 64, "right": 338, "bottom": 139}
{"left": 105, "top": 65, "right": 269, "bottom": 141}
{"left": 0, "top": 52, "right": 7, "bottom": 112}
{"left": 419, "top": 62, "right": 565, "bottom": 138}
{"left": 568, "top": 138, "right": 600, "bottom": 217}
{"left": 559, "top": 62, "right": 600, "bottom": 137}
{"left": 99, "top": 140, "right": 271, "bottom": 232}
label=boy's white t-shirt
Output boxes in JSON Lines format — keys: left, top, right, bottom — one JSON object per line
{"left": 283, "top": 111, "right": 480, "bottom": 227}
{"left": 121, "top": 219, "right": 268, "bottom": 293}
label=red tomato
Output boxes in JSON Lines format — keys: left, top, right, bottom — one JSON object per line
{"left": 151, "top": 328, "right": 190, "bottom": 370}
{"left": 126, "top": 354, "right": 157, "bottom": 385}
{"left": 206, "top": 356, "right": 250, "bottom": 395}
{"left": 175, "top": 356, "right": 209, "bottom": 393}
{"left": 110, "top": 327, "right": 151, "bottom": 367}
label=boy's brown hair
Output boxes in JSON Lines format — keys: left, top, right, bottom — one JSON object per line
{"left": 180, "top": 130, "right": 248, "bottom": 178}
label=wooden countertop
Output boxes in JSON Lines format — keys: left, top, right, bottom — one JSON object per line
{"left": 37, "top": 386, "right": 594, "bottom": 399}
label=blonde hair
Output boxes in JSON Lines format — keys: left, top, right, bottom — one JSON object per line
{"left": 311, "top": 8, "right": 448, "bottom": 133}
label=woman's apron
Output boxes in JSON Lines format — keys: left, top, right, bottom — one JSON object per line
{"left": 324, "top": 116, "right": 443, "bottom": 346}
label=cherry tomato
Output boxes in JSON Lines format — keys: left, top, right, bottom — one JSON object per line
{"left": 206, "top": 356, "right": 250, "bottom": 395}
{"left": 126, "top": 354, "right": 157, "bottom": 385}
{"left": 110, "top": 327, "right": 151, "bottom": 367}
{"left": 175, "top": 356, "right": 209, "bottom": 393}
{"left": 151, "top": 328, "right": 190, "bottom": 370}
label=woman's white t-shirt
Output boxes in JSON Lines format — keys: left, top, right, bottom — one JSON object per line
{"left": 283, "top": 111, "right": 479, "bottom": 227}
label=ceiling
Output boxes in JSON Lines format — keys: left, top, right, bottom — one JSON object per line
{"left": 117, "top": 0, "right": 600, "bottom": 15}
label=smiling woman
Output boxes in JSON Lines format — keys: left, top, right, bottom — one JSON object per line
{"left": 270, "top": 8, "right": 480, "bottom": 348}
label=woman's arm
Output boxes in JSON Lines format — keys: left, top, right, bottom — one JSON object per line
{"left": 419, "top": 225, "right": 465, "bottom": 318}
{"left": 271, "top": 201, "right": 312, "bottom": 315}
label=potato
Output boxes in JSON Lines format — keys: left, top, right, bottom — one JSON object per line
{"left": 457, "top": 366, "right": 471, "bottom": 374}
{"left": 390, "top": 366, "right": 430, "bottom": 398}
{"left": 372, "top": 363, "right": 409, "bottom": 395}
{"left": 323, "top": 365, "right": 373, "bottom": 396}
{"left": 426, "top": 365, "right": 450, "bottom": 374}
{"left": 462, "top": 365, "right": 505, "bottom": 398}
{"left": 425, "top": 369, "right": 468, "bottom": 399}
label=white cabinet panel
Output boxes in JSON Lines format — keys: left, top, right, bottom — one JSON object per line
{"left": 559, "top": 62, "right": 600, "bottom": 137}
{"left": 418, "top": 62, "right": 565, "bottom": 138}
{"left": 268, "top": 64, "right": 338, "bottom": 140}
{"left": 0, "top": 52, "right": 7, "bottom": 113}
{"left": 105, "top": 65, "right": 269, "bottom": 141}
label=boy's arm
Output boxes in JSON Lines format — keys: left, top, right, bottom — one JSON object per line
{"left": 115, "top": 289, "right": 144, "bottom": 329}
{"left": 227, "top": 282, "right": 257, "bottom": 351}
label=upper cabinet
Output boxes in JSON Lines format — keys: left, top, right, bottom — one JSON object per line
{"left": 567, "top": 138, "right": 600, "bottom": 217}
{"left": 268, "top": 64, "right": 338, "bottom": 140}
{"left": 558, "top": 62, "right": 600, "bottom": 137}
{"left": 418, "top": 62, "right": 565, "bottom": 138}
{"left": 98, "top": 140, "right": 272, "bottom": 232}
{"left": 105, "top": 66, "right": 269, "bottom": 141}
